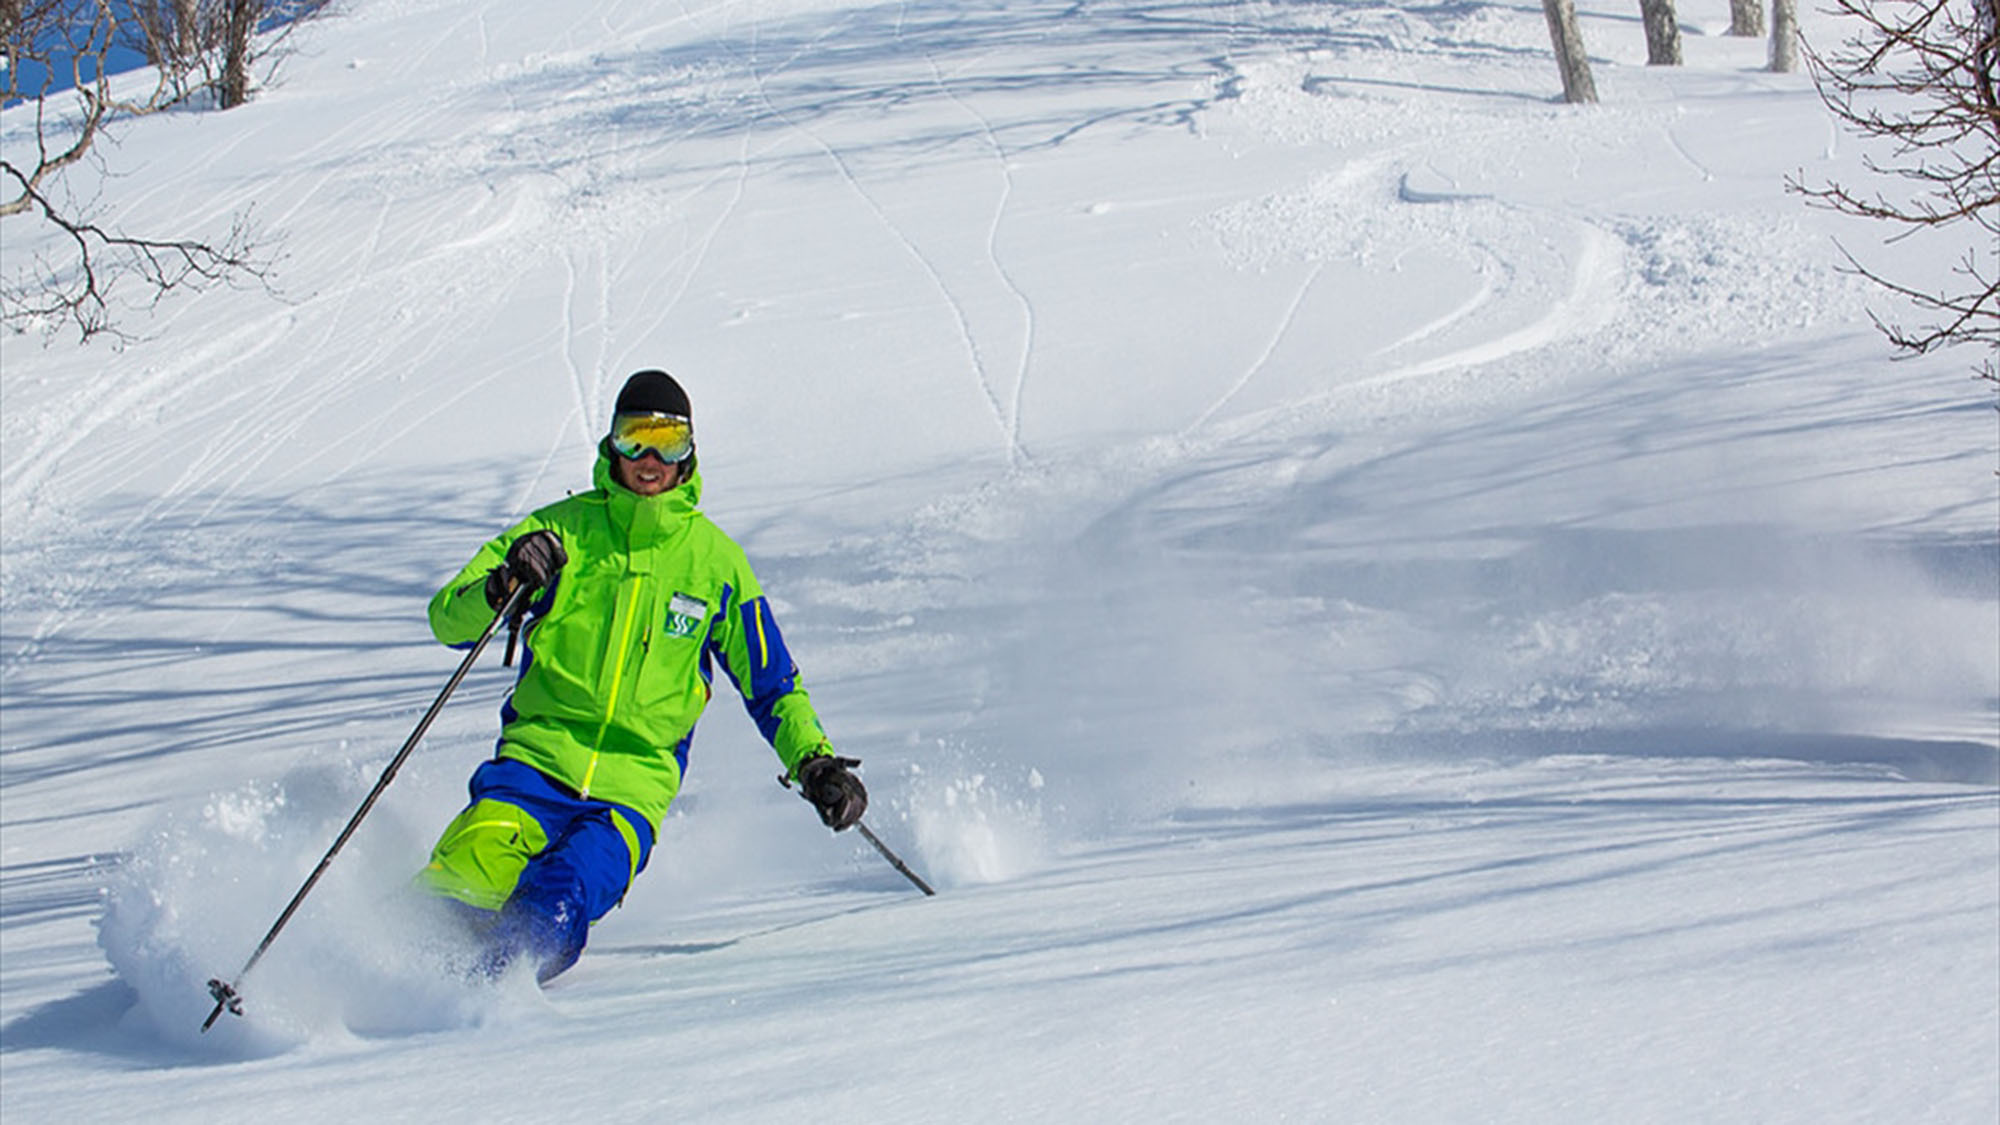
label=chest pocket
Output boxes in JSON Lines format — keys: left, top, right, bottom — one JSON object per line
{"left": 632, "top": 587, "right": 716, "bottom": 711}
{"left": 662, "top": 591, "right": 709, "bottom": 641}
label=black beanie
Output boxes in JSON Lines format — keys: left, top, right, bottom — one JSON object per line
{"left": 614, "top": 369, "right": 691, "bottom": 418}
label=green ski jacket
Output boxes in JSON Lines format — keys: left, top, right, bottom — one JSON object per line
{"left": 428, "top": 450, "right": 832, "bottom": 829}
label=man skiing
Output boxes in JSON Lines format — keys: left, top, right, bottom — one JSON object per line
{"left": 416, "top": 369, "right": 867, "bottom": 982}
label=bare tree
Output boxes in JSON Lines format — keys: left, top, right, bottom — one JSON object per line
{"left": 1544, "top": 0, "right": 1600, "bottom": 103}
{"left": 1770, "top": 0, "right": 1801, "bottom": 71}
{"left": 1640, "top": 0, "right": 1685, "bottom": 64}
{"left": 221, "top": 0, "right": 257, "bottom": 108}
{"left": 1789, "top": 0, "right": 1998, "bottom": 385}
{"left": 2, "top": 1, "right": 325, "bottom": 343}
{"left": 1731, "top": 0, "right": 1767, "bottom": 36}
{"left": 122, "top": 0, "right": 212, "bottom": 100}
{"left": 114, "top": 1, "right": 329, "bottom": 108}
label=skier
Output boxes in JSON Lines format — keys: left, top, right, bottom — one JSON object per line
{"left": 416, "top": 369, "right": 867, "bottom": 982}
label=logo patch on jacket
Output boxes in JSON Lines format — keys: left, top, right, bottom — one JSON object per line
{"left": 665, "top": 593, "right": 708, "bottom": 639}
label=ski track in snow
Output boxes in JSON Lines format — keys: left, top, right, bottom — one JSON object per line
{"left": 513, "top": 248, "right": 595, "bottom": 515}
{"left": 607, "top": 124, "right": 758, "bottom": 363}
{"left": 1372, "top": 244, "right": 1502, "bottom": 357}
{"left": 915, "top": 22, "right": 1040, "bottom": 464}
{"left": 1363, "top": 215, "right": 1625, "bottom": 387}
{"left": 1187, "top": 260, "right": 1328, "bottom": 431}
{"left": 738, "top": 19, "right": 1026, "bottom": 466}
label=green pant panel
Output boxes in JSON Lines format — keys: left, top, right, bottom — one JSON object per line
{"left": 607, "top": 805, "right": 644, "bottom": 888}
{"left": 415, "top": 798, "right": 550, "bottom": 910}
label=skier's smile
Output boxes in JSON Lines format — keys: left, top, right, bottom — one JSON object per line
{"left": 615, "top": 450, "right": 680, "bottom": 496}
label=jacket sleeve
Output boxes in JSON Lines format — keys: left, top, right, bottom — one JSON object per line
{"left": 427, "top": 516, "right": 550, "bottom": 647}
{"left": 709, "top": 573, "right": 832, "bottom": 780}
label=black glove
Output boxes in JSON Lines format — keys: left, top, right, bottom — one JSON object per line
{"left": 484, "top": 530, "right": 568, "bottom": 610}
{"left": 797, "top": 754, "right": 867, "bottom": 832}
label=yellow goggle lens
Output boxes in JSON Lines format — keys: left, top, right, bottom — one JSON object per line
{"left": 609, "top": 412, "right": 693, "bottom": 463}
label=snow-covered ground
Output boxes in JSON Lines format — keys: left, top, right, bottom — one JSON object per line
{"left": 3, "top": 0, "right": 1995, "bottom": 1120}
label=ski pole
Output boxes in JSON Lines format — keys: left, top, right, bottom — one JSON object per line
{"left": 854, "top": 820, "right": 936, "bottom": 897}
{"left": 201, "top": 581, "right": 532, "bottom": 1032}
{"left": 781, "top": 771, "right": 936, "bottom": 897}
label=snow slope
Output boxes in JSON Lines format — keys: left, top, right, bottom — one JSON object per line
{"left": 3, "top": 0, "right": 1995, "bottom": 1120}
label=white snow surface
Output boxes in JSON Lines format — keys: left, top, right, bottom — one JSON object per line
{"left": 3, "top": 0, "right": 1996, "bottom": 1120}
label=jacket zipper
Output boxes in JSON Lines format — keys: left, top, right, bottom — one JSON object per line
{"left": 580, "top": 573, "right": 645, "bottom": 798}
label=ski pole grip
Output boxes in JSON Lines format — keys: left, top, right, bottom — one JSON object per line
{"left": 501, "top": 578, "right": 529, "bottom": 666}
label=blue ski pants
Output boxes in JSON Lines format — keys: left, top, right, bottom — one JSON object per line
{"left": 418, "top": 756, "right": 654, "bottom": 981}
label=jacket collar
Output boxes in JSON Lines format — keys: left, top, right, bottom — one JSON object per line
{"left": 594, "top": 443, "right": 702, "bottom": 549}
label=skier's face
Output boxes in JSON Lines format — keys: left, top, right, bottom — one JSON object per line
{"left": 614, "top": 449, "right": 684, "bottom": 496}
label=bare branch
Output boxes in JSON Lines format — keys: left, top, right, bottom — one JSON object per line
{"left": 1789, "top": 0, "right": 2000, "bottom": 387}
{"left": 1, "top": 0, "right": 327, "bottom": 342}
{"left": 2, "top": 165, "right": 272, "bottom": 344}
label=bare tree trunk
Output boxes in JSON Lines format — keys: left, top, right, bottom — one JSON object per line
{"left": 1769, "top": 0, "right": 1799, "bottom": 72}
{"left": 175, "top": 0, "right": 201, "bottom": 58}
{"left": 220, "top": 0, "right": 256, "bottom": 108}
{"left": 1639, "top": 0, "right": 1684, "bottom": 64}
{"left": 1728, "top": 0, "right": 1765, "bottom": 37}
{"left": 1543, "top": 0, "right": 1599, "bottom": 103}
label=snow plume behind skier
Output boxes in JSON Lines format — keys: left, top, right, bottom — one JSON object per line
{"left": 414, "top": 369, "right": 866, "bottom": 984}
{"left": 97, "top": 761, "right": 507, "bottom": 1054}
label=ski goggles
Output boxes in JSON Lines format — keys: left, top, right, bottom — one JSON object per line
{"left": 608, "top": 411, "right": 693, "bottom": 463}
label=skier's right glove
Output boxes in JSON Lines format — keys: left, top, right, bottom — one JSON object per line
{"left": 797, "top": 754, "right": 868, "bottom": 832}
{"left": 484, "top": 530, "right": 568, "bottom": 610}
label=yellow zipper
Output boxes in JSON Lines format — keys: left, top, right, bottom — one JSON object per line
{"left": 581, "top": 574, "right": 645, "bottom": 797}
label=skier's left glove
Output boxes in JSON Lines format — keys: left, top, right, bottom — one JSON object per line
{"left": 797, "top": 754, "right": 867, "bottom": 832}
